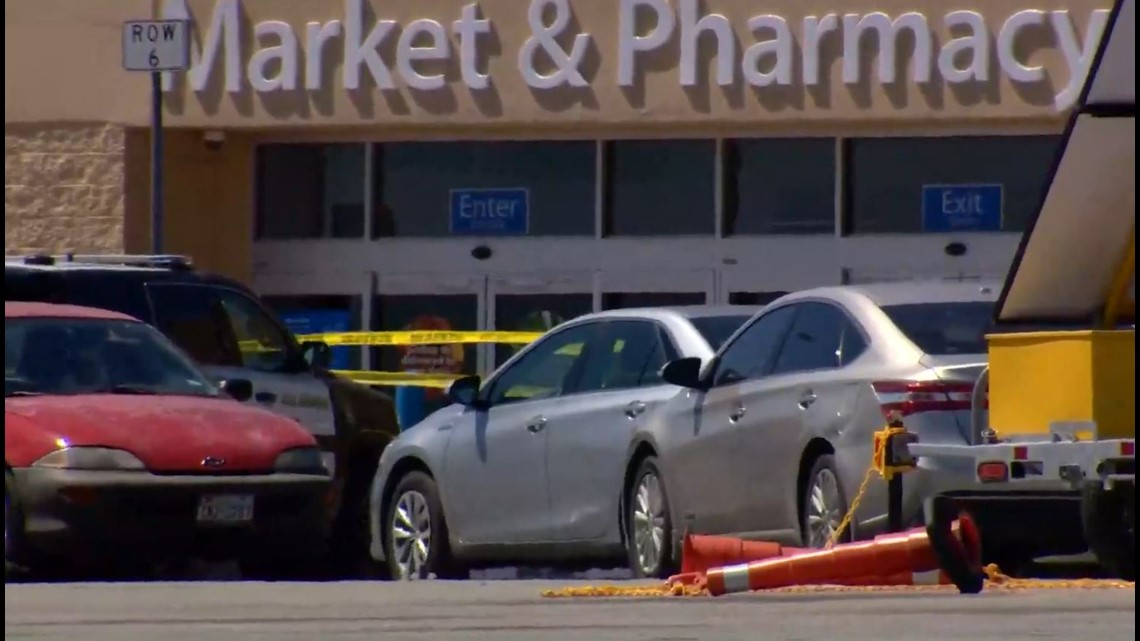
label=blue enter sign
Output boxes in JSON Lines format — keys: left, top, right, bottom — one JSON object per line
{"left": 449, "top": 188, "right": 529, "bottom": 236}
{"left": 922, "top": 184, "right": 1004, "bottom": 232}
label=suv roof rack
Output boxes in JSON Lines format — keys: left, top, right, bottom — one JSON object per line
{"left": 14, "top": 253, "right": 195, "bottom": 270}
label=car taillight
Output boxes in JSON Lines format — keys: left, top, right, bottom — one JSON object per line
{"left": 872, "top": 380, "right": 979, "bottom": 418}
{"left": 1122, "top": 441, "right": 1135, "bottom": 457}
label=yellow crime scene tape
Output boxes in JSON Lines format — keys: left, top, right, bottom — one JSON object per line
{"left": 294, "top": 330, "right": 544, "bottom": 347}
{"left": 240, "top": 330, "right": 543, "bottom": 389}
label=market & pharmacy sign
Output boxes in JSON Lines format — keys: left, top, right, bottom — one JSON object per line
{"left": 160, "top": 0, "right": 1110, "bottom": 110}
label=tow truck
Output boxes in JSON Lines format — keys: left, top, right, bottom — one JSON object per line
{"left": 908, "top": 0, "right": 1135, "bottom": 580}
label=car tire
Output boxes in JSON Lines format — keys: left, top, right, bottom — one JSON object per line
{"left": 326, "top": 457, "right": 391, "bottom": 581}
{"left": 624, "top": 456, "right": 678, "bottom": 579}
{"left": 1081, "top": 482, "right": 1135, "bottom": 581}
{"left": 801, "top": 455, "right": 851, "bottom": 548}
{"left": 382, "top": 471, "right": 465, "bottom": 580}
{"left": 5, "top": 471, "right": 25, "bottom": 581}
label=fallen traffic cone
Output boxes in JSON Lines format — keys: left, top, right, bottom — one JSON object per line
{"left": 829, "top": 569, "right": 954, "bottom": 587}
{"left": 705, "top": 512, "right": 982, "bottom": 596}
{"left": 679, "top": 533, "right": 808, "bottom": 575}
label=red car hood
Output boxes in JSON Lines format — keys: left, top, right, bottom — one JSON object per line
{"left": 5, "top": 394, "right": 315, "bottom": 473}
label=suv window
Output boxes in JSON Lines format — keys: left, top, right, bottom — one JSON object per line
{"left": 214, "top": 287, "right": 298, "bottom": 374}
{"left": 4, "top": 269, "right": 58, "bottom": 304}
{"left": 486, "top": 323, "right": 598, "bottom": 405}
{"left": 712, "top": 305, "right": 797, "bottom": 386}
{"left": 145, "top": 283, "right": 242, "bottom": 367}
{"left": 771, "top": 302, "right": 848, "bottom": 375}
{"left": 577, "top": 321, "right": 673, "bottom": 393}
{"left": 61, "top": 274, "right": 153, "bottom": 322}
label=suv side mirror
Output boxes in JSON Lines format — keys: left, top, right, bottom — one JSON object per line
{"left": 220, "top": 378, "right": 254, "bottom": 402}
{"left": 661, "top": 357, "right": 707, "bottom": 390}
{"left": 301, "top": 340, "right": 332, "bottom": 370}
{"left": 446, "top": 375, "right": 483, "bottom": 407}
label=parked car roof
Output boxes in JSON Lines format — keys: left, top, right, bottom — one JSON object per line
{"left": 4, "top": 301, "right": 138, "bottom": 322}
{"left": 780, "top": 280, "right": 1003, "bottom": 308}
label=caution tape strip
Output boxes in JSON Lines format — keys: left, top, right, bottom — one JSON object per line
{"left": 330, "top": 370, "right": 463, "bottom": 389}
{"left": 296, "top": 330, "right": 543, "bottom": 347}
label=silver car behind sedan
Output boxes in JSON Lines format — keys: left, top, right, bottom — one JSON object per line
{"left": 367, "top": 306, "right": 759, "bottom": 579}
{"left": 650, "top": 280, "right": 1086, "bottom": 572}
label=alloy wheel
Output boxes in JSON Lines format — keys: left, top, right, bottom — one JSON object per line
{"left": 390, "top": 490, "right": 432, "bottom": 580}
{"left": 806, "top": 468, "right": 843, "bottom": 548}
{"left": 632, "top": 472, "right": 667, "bottom": 574}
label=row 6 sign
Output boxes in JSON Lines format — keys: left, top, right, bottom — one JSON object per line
{"left": 123, "top": 20, "right": 191, "bottom": 72}
{"left": 158, "top": 0, "right": 1110, "bottom": 110}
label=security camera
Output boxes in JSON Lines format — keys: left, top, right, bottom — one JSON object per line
{"left": 202, "top": 130, "right": 225, "bottom": 151}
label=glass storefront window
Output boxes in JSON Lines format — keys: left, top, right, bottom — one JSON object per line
{"left": 604, "top": 140, "right": 716, "bottom": 236}
{"left": 602, "top": 292, "right": 706, "bottom": 309}
{"left": 261, "top": 295, "right": 363, "bottom": 371}
{"left": 255, "top": 143, "right": 365, "bottom": 240}
{"left": 371, "top": 141, "right": 596, "bottom": 238}
{"left": 847, "top": 136, "right": 1060, "bottom": 234}
{"left": 724, "top": 138, "right": 835, "bottom": 235}
{"left": 493, "top": 293, "right": 593, "bottom": 368}
{"left": 372, "top": 294, "right": 480, "bottom": 415}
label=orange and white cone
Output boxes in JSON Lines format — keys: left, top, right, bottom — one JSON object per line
{"left": 830, "top": 569, "right": 954, "bottom": 587}
{"left": 678, "top": 533, "right": 809, "bottom": 575}
{"left": 705, "top": 514, "right": 981, "bottom": 596}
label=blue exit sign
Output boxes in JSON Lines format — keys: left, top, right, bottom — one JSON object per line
{"left": 922, "top": 184, "right": 1004, "bottom": 232}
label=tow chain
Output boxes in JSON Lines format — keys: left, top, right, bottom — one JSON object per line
{"left": 826, "top": 465, "right": 877, "bottom": 549}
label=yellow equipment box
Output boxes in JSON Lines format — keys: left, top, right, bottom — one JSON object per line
{"left": 986, "top": 329, "right": 1135, "bottom": 440}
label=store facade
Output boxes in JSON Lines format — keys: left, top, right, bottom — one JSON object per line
{"left": 5, "top": 0, "right": 1112, "bottom": 375}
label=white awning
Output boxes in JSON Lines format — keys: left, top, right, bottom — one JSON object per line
{"left": 996, "top": 0, "right": 1135, "bottom": 324}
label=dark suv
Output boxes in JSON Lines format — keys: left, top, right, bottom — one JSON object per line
{"left": 4, "top": 254, "right": 399, "bottom": 578}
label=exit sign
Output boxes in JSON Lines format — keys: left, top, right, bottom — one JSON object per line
{"left": 922, "top": 184, "right": 1004, "bottom": 232}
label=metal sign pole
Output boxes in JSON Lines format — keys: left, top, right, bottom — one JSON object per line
{"left": 150, "top": 71, "right": 165, "bottom": 254}
{"left": 122, "top": 18, "right": 190, "bottom": 256}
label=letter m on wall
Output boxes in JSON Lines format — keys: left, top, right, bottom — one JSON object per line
{"left": 160, "top": 0, "right": 242, "bottom": 92}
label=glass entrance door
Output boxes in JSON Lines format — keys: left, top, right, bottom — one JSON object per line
{"left": 372, "top": 273, "right": 487, "bottom": 391}
{"left": 600, "top": 269, "right": 716, "bottom": 310}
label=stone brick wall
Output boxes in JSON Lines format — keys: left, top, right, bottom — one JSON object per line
{"left": 5, "top": 123, "right": 127, "bottom": 255}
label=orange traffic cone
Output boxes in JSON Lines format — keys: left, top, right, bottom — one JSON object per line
{"left": 830, "top": 569, "right": 954, "bottom": 587}
{"left": 679, "top": 533, "right": 808, "bottom": 575}
{"left": 705, "top": 513, "right": 981, "bottom": 596}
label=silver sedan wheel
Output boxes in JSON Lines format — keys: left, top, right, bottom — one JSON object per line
{"left": 806, "top": 468, "right": 843, "bottom": 548}
{"left": 390, "top": 490, "right": 432, "bottom": 580}
{"left": 632, "top": 472, "right": 667, "bottom": 574}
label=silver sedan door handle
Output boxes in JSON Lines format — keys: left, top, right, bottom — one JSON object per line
{"left": 526, "top": 415, "right": 548, "bottom": 433}
{"left": 625, "top": 400, "right": 647, "bottom": 419}
{"left": 729, "top": 405, "right": 747, "bottom": 422}
{"left": 798, "top": 391, "right": 818, "bottom": 410}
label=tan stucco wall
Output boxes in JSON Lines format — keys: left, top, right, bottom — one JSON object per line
{"left": 5, "top": 123, "right": 128, "bottom": 255}
{"left": 122, "top": 130, "right": 254, "bottom": 283}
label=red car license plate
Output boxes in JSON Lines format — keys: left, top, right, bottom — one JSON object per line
{"left": 196, "top": 494, "right": 254, "bottom": 524}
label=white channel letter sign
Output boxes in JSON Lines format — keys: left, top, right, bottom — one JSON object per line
{"left": 161, "top": 0, "right": 1111, "bottom": 111}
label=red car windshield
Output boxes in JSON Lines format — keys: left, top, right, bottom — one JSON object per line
{"left": 5, "top": 317, "right": 221, "bottom": 398}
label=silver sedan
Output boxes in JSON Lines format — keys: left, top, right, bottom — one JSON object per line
{"left": 367, "top": 306, "right": 758, "bottom": 579}
{"left": 650, "top": 280, "right": 1086, "bottom": 571}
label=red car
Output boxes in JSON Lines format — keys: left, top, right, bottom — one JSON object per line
{"left": 4, "top": 302, "right": 332, "bottom": 579}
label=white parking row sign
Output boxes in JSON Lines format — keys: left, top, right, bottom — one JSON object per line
{"left": 122, "top": 20, "right": 191, "bottom": 72}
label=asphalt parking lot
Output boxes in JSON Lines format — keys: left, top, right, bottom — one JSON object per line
{"left": 5, "top": 577, "right": 1135, "bottom": 641}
